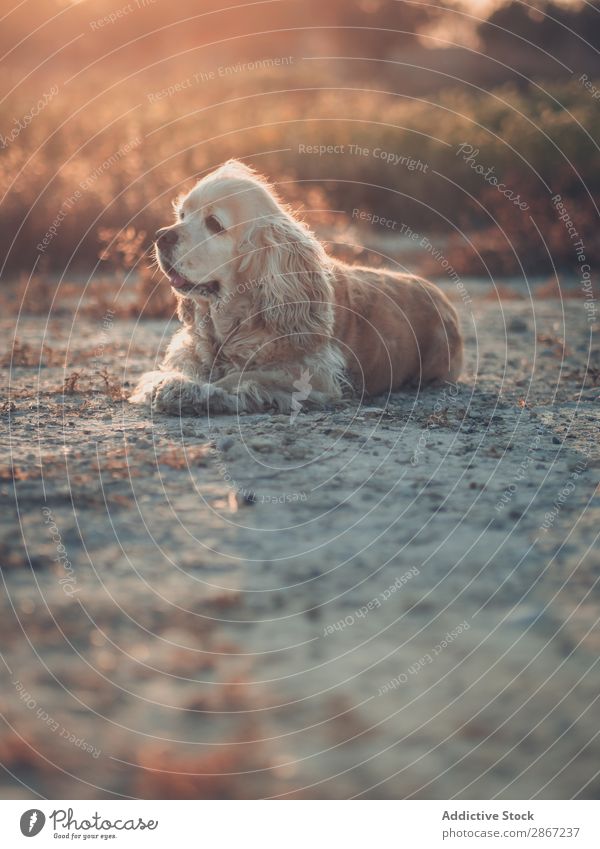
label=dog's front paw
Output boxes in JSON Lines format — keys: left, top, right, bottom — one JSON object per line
{"left": 131, "top": 372, "right": 239, "bottom": 416}
{"left": 129, "top": 371, "right": 167, "bottom": 407}
{"left": 151, "top": 374, "right": 206, "bottom": 415}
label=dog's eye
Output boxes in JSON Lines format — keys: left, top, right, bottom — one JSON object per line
{"left": 206, "top": 215, "right": 225, "bottom": 234}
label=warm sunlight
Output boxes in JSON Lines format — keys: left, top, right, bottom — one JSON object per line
{"left": 1, "top": 0, "right": 599, "bottom": 831}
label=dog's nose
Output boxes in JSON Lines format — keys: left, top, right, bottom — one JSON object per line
{"left": 156, "top": 227, "right": 178, "bottom": 249}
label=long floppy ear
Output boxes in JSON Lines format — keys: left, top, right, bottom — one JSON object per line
{"left": 239, "top": 212, "right": 334, "bottom": 346}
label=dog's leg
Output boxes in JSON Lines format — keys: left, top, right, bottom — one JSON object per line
{"left": 211, "top": 367, "right": 337, "bottom": 414}
{"left": 134, "top": 347, "right": 343, "bottom": 416}
{"left": 129, "top": 370, "right": 180, "bottom": 407}
{"left": 148, "top": 373, "right": 234, "bottom": 415}
{"left": 144, "top": 372, "right": 273, "bottom": 415}
{"left": 145, "top": 367, "right": 335, "bottom": 416}
{"left": 129, "top": 327, "right": 211, "bottom": 409}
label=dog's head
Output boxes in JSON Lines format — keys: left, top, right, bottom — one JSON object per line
{"left": 155, "top": 160, "right": 334, "bottom": 343}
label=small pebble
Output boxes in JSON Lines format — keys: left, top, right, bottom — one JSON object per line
{"left": 508, "top": 316, "right": 529, "bottom": 333}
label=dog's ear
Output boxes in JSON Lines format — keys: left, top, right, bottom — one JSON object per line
{"left": 239, "top": 213, "right": 334, "bottom": 345}
{"left": 176, "top": 295, "right": 196, "bottom": 327}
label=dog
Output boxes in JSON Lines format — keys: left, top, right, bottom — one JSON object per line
{"left": 130, "top": 159, "right": 463, "bottom": 415}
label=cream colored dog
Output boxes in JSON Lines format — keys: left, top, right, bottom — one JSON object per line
{"left": 130, "top": 160, "right": 462, "bottom": 415}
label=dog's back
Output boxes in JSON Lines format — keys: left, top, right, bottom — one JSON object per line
{"left": 331, "top": 262, "right": 463, "bottom": 395}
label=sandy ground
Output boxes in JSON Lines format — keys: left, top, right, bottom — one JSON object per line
{"left": 1, "top": 287, "right": 599, "bottom": 799}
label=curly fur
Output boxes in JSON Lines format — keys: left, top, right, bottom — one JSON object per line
{"left": 130, "top": 159, "right": 463, "bottom": 416}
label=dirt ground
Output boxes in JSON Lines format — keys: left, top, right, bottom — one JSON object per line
{"left": 1, "top": 285, "right": 599, "bottom": 799}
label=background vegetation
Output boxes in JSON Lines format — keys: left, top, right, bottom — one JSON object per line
{"left": 1, "top": 0, "right": 598, "bottom": 314}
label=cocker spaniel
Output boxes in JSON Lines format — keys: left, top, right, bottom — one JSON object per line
{"left": 130, "top": 160, "right": 463, "bottom": 415}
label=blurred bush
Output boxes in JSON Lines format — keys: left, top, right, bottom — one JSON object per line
{"left": 2, "top": 69, "right": 598, "bottom": 283}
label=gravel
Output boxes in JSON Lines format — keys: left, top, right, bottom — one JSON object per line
{"left": 1, "top": 295, "right": 599, "bottom": 799}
